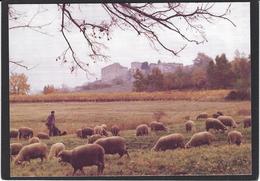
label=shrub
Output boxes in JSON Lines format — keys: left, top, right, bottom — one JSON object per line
{"left": 225, "top": 89, "right": 251, "bottom": 100}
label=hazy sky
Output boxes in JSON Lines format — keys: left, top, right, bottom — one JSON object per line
{"left": 8, "top": 3, "right": 250, "bottom": 93}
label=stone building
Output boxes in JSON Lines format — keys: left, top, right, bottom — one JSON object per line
{"left": 101, "top": 63, "right": 130, "bottom": 83}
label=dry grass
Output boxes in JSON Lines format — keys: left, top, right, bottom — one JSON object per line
{"left": 10, "top": 89, "right": 230, "bottom": 103}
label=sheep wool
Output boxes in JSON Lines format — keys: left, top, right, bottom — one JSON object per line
{"left": 185, "top": 131, "right": 215, "bottom": 148}
{"left": 58, "top": 144, "right": 105, "bottom": 175}
{"left": 228, "top": 130, "right": 243, "bottom": 145}
{"left": 152, "top": 133, "right": 185, "bottom": 151}
{"left": 48, "top": 143, "right": 65, "bottom": 160}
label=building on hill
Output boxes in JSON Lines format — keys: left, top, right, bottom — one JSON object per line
{"left": 101, "top": 63, "right": 131, "bottom": 83}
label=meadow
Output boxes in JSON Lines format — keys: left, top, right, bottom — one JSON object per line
{"left": 10, "top": 100, "right": 252, "bottom": 176}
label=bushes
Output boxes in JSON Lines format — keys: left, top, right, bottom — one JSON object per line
{"left": 225, "top": 89, "right": 251, "bottom": 100}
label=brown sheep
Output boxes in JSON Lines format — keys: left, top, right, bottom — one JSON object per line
{"left": 28, "top": 137, "right": 40, "bottom": 144}
{"left": 14, "top": 143, "right": 48, "bottom": 164}
{"left": 136, "top": 124, "right": 149, "bottom": 136}
{"left": 88, "top": 134, "right": 104, "bottom": 144}
{"left": 58, "top": 144, "right": 105, "bottom": 175}
{"left": 152, "top": 133, "right": 185, "bottom": 151}
{"left": 111, "top": 125, "right": 120, "bottom": 136}
{"left": 48, "top": 143, "right": 65, "bottom": 160}
{"left": 82, "top": 127, "right": 94, "bottom": 138}
{"left": 150, "top": 121, "right": 167, "bottom": 131}
{"left": 37, "top": 132, "right": 50, "bottom": 139}
{"left": 94, "top": 126, "right": 108, "bottom": 137}
{"left": 228, "top": 130, "right": 243, "bottom": 145}
{"left": 205, "top": 118, "right": 227, "bottom": 132}
{"left": 94, "top": 136, "right": 130, "bottom": 158}
{"left": 196, "top": 112, "right": 208, "bottom": 120}
{"left": 243, "top": 117, "right": 251, "bottom": 128}
{"left": 185, "top": 131, "right": 215, "bottom": 148}
{"left": 10, "top": 143, "right": 23, "bottom": 160}
{"left": 185, "top": 120, "right": 195, "bottom": 132}
{"left": 76, "top": 129, "right": 83, "bottom": 138}
{"left": 10, "top": 129, "right": 19, "bottom": 139}
{"left": 18, "top": 127, "right": 33, "bottom": 139}
{"left": 218, "top": 116, "right": 238, "bottom": 128}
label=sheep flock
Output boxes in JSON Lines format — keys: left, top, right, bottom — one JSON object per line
{"left": 10, "top": 111, "right": 251, "bottom": 176}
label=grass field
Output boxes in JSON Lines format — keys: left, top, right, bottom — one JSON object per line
{"left": 10, "top": 100, "right": 252, "bottom": 176}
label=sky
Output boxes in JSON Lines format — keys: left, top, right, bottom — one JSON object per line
{"left": 8, "top": 3, "right": 250, "bottom": 93}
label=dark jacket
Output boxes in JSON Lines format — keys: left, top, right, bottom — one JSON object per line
{"left": 47, "top": 115, "right": 55, "bottom": 126}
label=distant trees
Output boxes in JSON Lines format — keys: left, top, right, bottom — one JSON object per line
{"left": 9, "top": 73, "right": 30, "bottom": 95}
{"left": 43, "top": 85, "right": 56, "bottom": 94}
{"left": 133, "top": 52, "right": 251, "bottom": 92}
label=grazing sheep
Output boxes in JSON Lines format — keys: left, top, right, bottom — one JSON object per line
{"left": 152, "top": 133, "right": 185, "bottom": 151}
{"left": 14, "top": 143, "right": 48, "bottom": 164}
{"left": 10, "top": 143, "right": 23, "bottom": 160}
{"left": 58, "top": 144, "right": 105, "bottom": 175}
{"left": 243, "top": 117, "right": 251, "bottom": 128}
{"left": 150, "top": 121, "right": 167, "bottom": 131}
{"left": 10, "top": 129, "right": 19, "bottom": 139}
{"left": 88, "top": 134, "right": 104, "bottom": 144}
{"left": 28, "top": 137, "right": 40, "bottom": 144}
{"left": 111, "top": 125, "right": 120, "bottom": 136}
{"left": 212, "top": 113, "right": 220, "bottom": 118}
{"left": 94, "top": 126, "right": 108, "bottom": 137}
{"left": 136, "top": 124, "right": 149, "bottom": 136}
{"left": 76, "top": 129, "right": 83, "bottom": 138}
{"left": 205, "top": 118, "right": 227, "bottom": 132}
{"left": 37, "top": 132, "right": 50, "bottom": 139}
{"left": 185, "top": 131, "right": 215, "bottom": 148}
{"left": 218, "top": 116, "right": 237, "bottom": 128}
{"left": 185, "top": 120, "right": 195, "bottom": 132}
{"left": 228, "top": 130, "right": 243, "bottom": 145}
{"left": 82, "top": 127, "right": 94, "bottom": 138}
{"left": 18, "top": 127, "right": 33, "bottom": 139}
{"left": 101, "top": 124, "right": 107, "bottom": 130}
{"left": 196, "top": 112, "right": 208, "bottom": 120}
{"left": 48, "top": 143, "right": 65, "bottom": 160}
{"left": 94, "top": 136, "right": 130, "bottom": 158}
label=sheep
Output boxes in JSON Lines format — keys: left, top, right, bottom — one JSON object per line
{"left": 243, "top": 117, "right": 251, "bottom": 128}
{"left": 94, "top": 126, "right": 108, "bottom": 137}
{"left": 212, "top": 113, "right": 220, "bottom": 118}
{"left": 10, "top": 129, "right": 19, "bottom": 139}
{"left": 48, "top": 143, "right": 65, "bottom": 160}
{"left": 101, "top": 124, "right": 107, "bottom": 130}
{"left": 205, "top": 118, "right": 227, "bottom": 132}
{"left": 152, "top": 133, "right": 185, "bottom": 151}
{"left": 28, "top": 137, "right": 40, "bottom": 144}
{"left": 94, "top": 136, "right": 130, "bottom": 158}
{"left": 88, "top": 134, "right": 104, "bottom": 144}
{"left": 58, "top": 144, "right": 105, "bottom": 175}
{"left": 150, "top": 121, "right": 167, "bottom": 131}
{"left": 76, "top": 129, "right": 83, "bottom": 138}
{"left": 37, "top": 132, "right": 50, "bottom": 139}
{"left": 10, "top": 143, "right": 23, "bottom": 160}
{"left": 14, "top": 142, "right": 48, "bottom": 164}
{"left": 228, "top": 130, "right": 243, "bottom": 145}
{"left": 136, "top": 124, "right": 149, "bottom": 136}
{"left": 111, "top": 125, "right": 120, "bottom": 136}
{"left": 18, "top": 127, "right": 33, "bottom": 139}
{"left": 185, "top": 131, "right": 215, "bottom": 148}
{"left": 185, "top": 120, "right": 195, "bottom": 132}
{"left": 217, "top": 116, "right": 238, "bottom": 128}
{"left": 82, "top": 127, "right": 95, "bottom": 138}
{"left": 196, "top": 112, "right": 208, "bottom": 120}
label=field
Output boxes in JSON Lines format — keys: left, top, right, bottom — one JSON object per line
{"left": 10, "top": 89, "right": 230, "bottom": 103}
{"left": 10, "top": 100, "right": 252, "bottom": 177}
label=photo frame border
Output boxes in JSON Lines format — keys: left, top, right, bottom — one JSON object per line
{"left": 1, "top": 0, "right": 259, "bottom": 180}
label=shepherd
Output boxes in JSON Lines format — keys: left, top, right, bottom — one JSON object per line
{"left": 46, "top": 111, "right": 56, "bottom": 136}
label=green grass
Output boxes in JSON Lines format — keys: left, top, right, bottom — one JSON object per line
{"left": 10, "top": 100, "right": 252, "bottom": 176}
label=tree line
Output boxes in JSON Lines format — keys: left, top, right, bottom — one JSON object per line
{"left": 133, "top": 52, "right": 251, "bottom": 92}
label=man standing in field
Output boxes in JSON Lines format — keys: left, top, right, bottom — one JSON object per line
{"left": 46, "top": 111, "right": 56, "bottom": 136}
